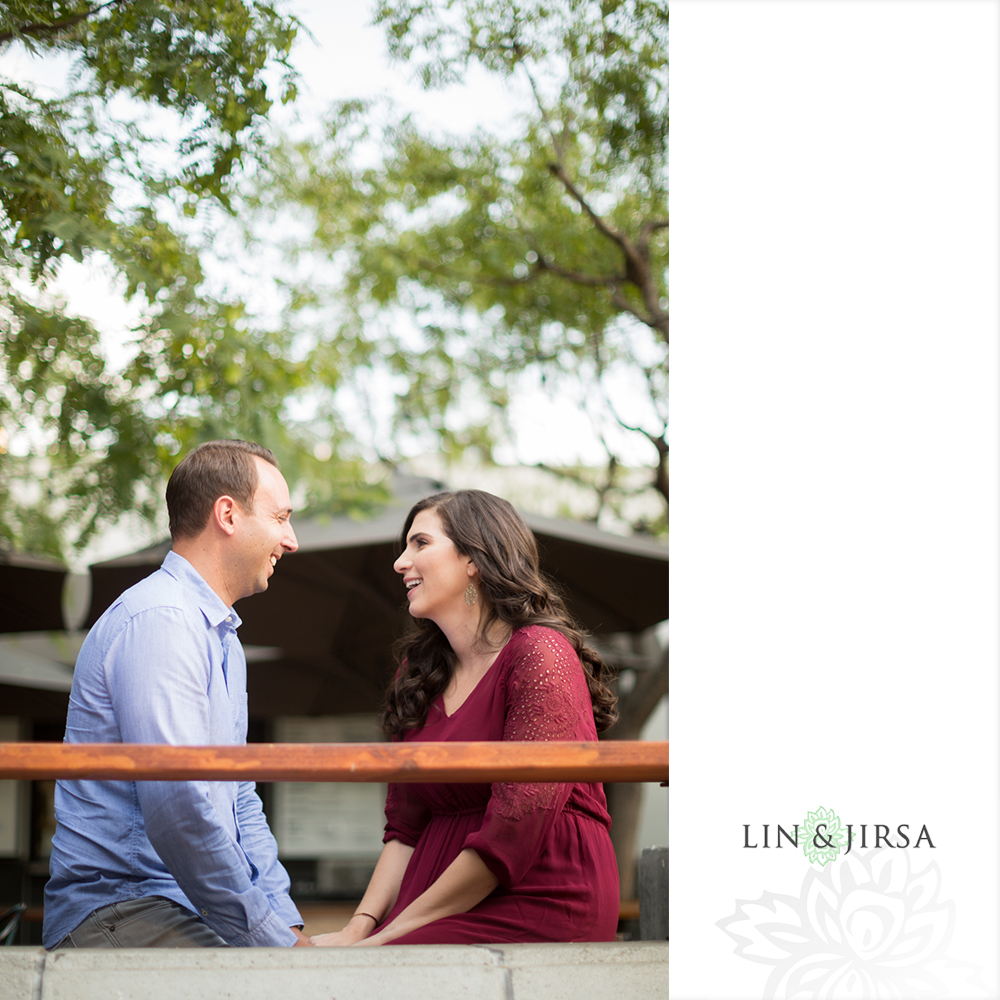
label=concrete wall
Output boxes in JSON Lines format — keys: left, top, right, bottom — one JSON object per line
{"left": 0, "top": 942, "right": 668, "bottom": 1000}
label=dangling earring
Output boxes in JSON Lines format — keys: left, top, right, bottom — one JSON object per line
{"left": 464, "top": 582, "right": 478, "bottom": 606}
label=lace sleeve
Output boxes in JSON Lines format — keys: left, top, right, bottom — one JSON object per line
{"left": 463, "top": 627, "right": 598, "bottom": 887}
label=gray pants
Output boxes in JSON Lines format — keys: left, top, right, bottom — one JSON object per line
{"left": 51, "top": 896, "right": 228, "bottom": 949}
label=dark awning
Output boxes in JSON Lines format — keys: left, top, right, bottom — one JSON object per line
{"left": 0, "top": 551, "right": 68, "bottom": 633}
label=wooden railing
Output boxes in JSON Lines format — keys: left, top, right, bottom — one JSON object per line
{"left": 0, "top": 741, "right": 669, "bottom": 784}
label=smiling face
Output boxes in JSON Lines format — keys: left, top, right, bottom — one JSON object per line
{"left": 393, "top": 508, "right": 476, "bottom": 624}
{"left": 230, "top": 457, "right": 298, "bottom": 602}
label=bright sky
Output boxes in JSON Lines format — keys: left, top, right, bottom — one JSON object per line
{"left": 279, "top": 1, "right": 525, "bottom": 131}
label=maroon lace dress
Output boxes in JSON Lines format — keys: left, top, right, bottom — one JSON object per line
{"left": 378, "top": 625, "right": 619, "bottom": 944}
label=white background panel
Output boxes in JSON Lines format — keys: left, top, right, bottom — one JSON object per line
{"left": 671, "top": 2, "right": 1000, "bottom": 996}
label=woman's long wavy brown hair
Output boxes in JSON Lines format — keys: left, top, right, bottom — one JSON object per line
{"left": 381, "top": 490, "right": 618, "bottom": 737}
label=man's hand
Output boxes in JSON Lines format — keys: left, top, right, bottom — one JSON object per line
{"left": 291, "top": 926, "right": 313, "bottom": 946}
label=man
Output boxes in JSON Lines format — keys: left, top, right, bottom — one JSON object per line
{"left": 44, "top": 440, "right": 311, "bottom": 948}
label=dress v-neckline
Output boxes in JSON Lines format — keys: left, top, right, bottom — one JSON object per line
{"left": 440, "top": 644, "right": 508, "bottom": 718}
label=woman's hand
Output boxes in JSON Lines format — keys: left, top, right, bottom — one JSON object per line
{"left": 347, "top": 848, "right": 499, "bottom": 946}
{"left": 311, "top": 839, "right": 414, "bottom": 947}
{"left": 349, "top": 932, "right": 386, "bottom": 947}
{"left": 310, "top": 914, "right": 378, "bottom": 947}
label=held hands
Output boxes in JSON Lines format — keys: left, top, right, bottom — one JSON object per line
{"left": 310, "top": 912, "right": 379, "bottom": 947}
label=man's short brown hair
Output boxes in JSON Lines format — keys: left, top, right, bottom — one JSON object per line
{"left": 166, "top": 440, "right": 278, "bottom": 541}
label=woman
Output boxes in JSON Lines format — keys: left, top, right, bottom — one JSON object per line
{"left": 311, "top": 490, "right": 620, "bottom": 947}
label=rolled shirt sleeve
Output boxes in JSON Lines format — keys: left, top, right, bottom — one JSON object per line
{"left": 235, "top": 780, "right": 303, "bottom": 930}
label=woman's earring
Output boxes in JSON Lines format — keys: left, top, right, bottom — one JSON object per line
{"left": 464, "top": 582, "right": 478, "bottom": 606}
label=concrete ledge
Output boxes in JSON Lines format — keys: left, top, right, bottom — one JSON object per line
{"left": 0, "top": 949, "right": 45, "bottom": 1000}
{"left": 1, "top": 942, "right": 668, "bottom": 1000}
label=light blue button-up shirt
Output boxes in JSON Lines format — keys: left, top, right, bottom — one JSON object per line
{"left": 44, "top": 551, "right": 302, "bottom": 948}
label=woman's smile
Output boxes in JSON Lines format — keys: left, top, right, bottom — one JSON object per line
{"left": 393, "top": 508, "right": 474, "bottom": 622}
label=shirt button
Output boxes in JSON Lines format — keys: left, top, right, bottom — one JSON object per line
{"left": 201, "top": 908, "right": 209, "bottom": 916}
{"left": 225, "top": 617, "right": 232, "bottom": 623}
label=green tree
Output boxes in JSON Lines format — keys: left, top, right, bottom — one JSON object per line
{"left": 254, "top": 0, "right": 668, "bottom": 536}
{"left": 1, "top": 1, "right": 377, "bottom": 557}
{"left": 255, "top": 0, "right": 668, "bottom": 895}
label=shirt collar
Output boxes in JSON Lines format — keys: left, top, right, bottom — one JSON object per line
{"left": 161, "top": 550, "right": 243, "bottom": 631}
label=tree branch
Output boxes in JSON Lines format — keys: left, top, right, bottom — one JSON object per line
{"left": 0, "top": 0, "right": 124, "bottom": 45}
{"left": 612, "top": 642, "right": 669, "bottom": 740}
{"left": 609, "top": 287, "right": 653, "bottom": 326}
{"left": 548, "top": 164, "right": 669, "bottom": 343}
{"left": 548, "top": 162, "right": 629, "bottom": 251}
{"left": 517, "top": 56, "right": 566, "bottom": 164}
{"left": 483, "top": 261, "right": 623, "bottom": 289}
{"left": 650, "top": 434, "right": 669, "bottom": 503}
{"left": 598, "top": 383, "right": 669, "bottom": 506}
{"left": 532, "top": 461, "right": 599, "bottom": 490}
{"left": 639, "top": 218, "right": 668, "bottom": 242}
{"left": 534, "top": 453, "right": 618, "bottom": 526}
{"left": 539, "top": 259, "right": 625, "bottom": 287}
